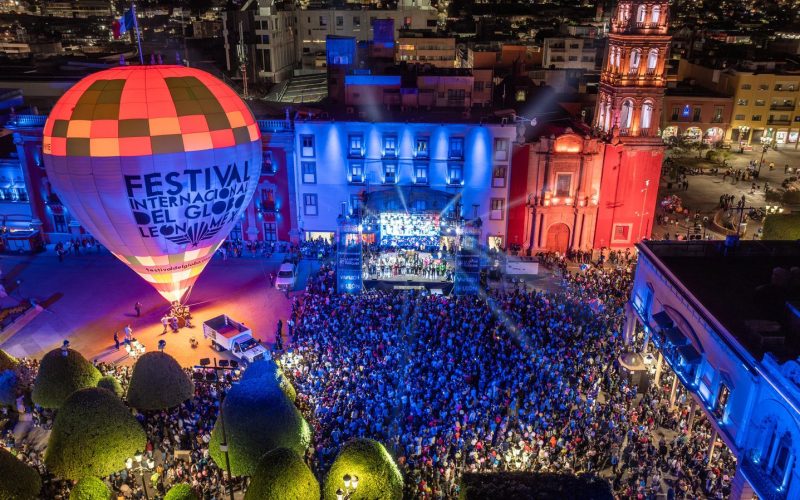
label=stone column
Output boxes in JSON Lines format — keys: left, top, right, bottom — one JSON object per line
{"left": 623, "top": 302, "right": 637, "bottom": 345}
{"left": 729, "top": 465, "right": 755, "bottom": 500}
{"left": 669, "top": 376, "right": 678, "bottom": 409}
{"left": 686, "top": 400, "right": 697, "bottom": 437}
{"left": 708, "top": 428, "right": 719, "bottom": 460}
{"left": 654, "top": 352, "right": 664, "bottom": 386}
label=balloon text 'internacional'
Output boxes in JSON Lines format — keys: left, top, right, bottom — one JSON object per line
{"left": 42, "top": 65, "right": 262, "bottom": 302}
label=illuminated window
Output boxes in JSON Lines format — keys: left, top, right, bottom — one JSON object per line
{"left": 682, "top": 104, "right": 691, "bottom": 117}
{"left": 301, "top": 161, "right": 316, "bottom": 184}
{"left": 490, "top": 199, "right": 504, "bottom": 220}
{"left": 383, "top": 162, "right": 397, "bottom": 184}
{"left": 383, "top": 134, "right": 397, "bottom": 157}
{"left": 752, "top": 114, "right": 762, "bottom": 121}
{"left": 737, "top": 99, "right": 748, "bottom": 106}
{"left": 492, "top": 166, "right": 506, "bottom": 188}
{"left": 349, "top": 134, "right": 363, "bottom": 157}
{"left": 263, "top": 222, "right": 277, "bottom": 242}
{"left": 349, "top": 162, "right": 364, "bottom": 183}
{"left": 350, "top": 195, "right": 362, "bottom": 215}
{"left": 714, "top": 383, "right": 730, "bottom": 419}
{"left": 755, "top": 99, "right": 765, "bottom": 106}
{"left": 515, "top": 90, "right": 526, "bottom": 102}
{"left": 447, "top": 163, "right": 463, "bottom": 184}
{"left": 555, "top": 173, "right": 571, "bottom": 196}
{"left": 303, "top": 194, "right": 318, "bottom": 216}
{"left": 651, "top": 5, "right": 660, "bottom": 23}
{"left": 415, "top": 137, "right": 429, "bottom": 157}
{"left": 641, "top": 102, "right": 654, "bottom": 129}
{"left": 494, "top": 138, "right": 509, "bottom": 161}
{"left": 262, "top": 150, "right": 275, "bottom": 175}
{"left": 414, "top": 163, "right": 428, "bottom": 184}
{"left": 449, "top": 137, "right": 464, "bottom": 159}
{"left": 301, "top": 135, "right": 314, "bottom": 157}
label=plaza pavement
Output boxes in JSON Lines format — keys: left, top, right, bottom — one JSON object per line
{"left": 0, "top": 248, "right": 320, "bottom": 367}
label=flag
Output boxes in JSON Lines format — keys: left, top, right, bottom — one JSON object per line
{"left": 113, "top": 8, "right": 135, "bottom": 39}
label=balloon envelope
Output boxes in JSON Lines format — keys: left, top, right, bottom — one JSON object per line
{"left": 42, "top": 65, "right": 262, "bottom": 302}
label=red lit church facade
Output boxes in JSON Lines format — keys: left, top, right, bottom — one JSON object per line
{"left": 508, "top": 0, "right": 669, "bottom": 253}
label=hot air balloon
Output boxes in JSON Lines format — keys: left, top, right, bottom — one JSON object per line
{"left": 42, "top": 65, "right": 262, "bottom": 303}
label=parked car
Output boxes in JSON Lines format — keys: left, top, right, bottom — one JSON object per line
{"left": 275, "top": 262, "right": 297, "bottom": 291}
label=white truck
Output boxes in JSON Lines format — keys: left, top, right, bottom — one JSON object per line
{"left": 202, "top": 315, "right": 269, "bottom": 364}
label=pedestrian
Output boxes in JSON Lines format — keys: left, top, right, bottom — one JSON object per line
{"left": 124, "top": 324, "right": 133, "bottom": 344}
{"left": 135, "top": 301, "right": 142, "bottom": 317}
{"left": 769, "top": 161, "right": 774, "bottom": 171}
{"left": 269, "top": 272, "right": 276, "bottom": 287}
{"left": 161, "top": 315, "right": 169, "bottom": 335}
{"left": 113, "top": 331, "right": 120, "bottom": 350}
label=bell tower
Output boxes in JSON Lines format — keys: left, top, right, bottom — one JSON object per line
{"left": 595, "top": 1, "right": 671, "bottom": 138}
{"left": 593, "top": 1, "right": 672, "bottom": 249}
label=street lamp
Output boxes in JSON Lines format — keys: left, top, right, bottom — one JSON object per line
{"left": 336, "top": 474, "right": 359, "bottom": 500}
{"left": 126, "top": 451, "right": 155, "bottom": 500}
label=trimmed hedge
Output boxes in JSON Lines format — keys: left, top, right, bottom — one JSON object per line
{"left": 244, "top": 448, "right": 319, "bottom": 500}
{"left": 459, "top": 472, "right": 613, "bottom": 500}
{"left": 323, "top": 438, "right": 403, "bottom": 500}
{"left": 126, "top": 352, "right": 194, "bottom": 410}
{"left": 45, "top": 387, "right": 146, "bottom": 480}
{"left": 164, "top": 483, "right": 199, "bottom": 500}
{"left": 208, "top": 380, "right": 311, "bottom": 476}
{"left": 96, "top": 376, "right": 123, "bottom": 398}
{"left": 0, "top": 348, "right": 18, "bottom": 372}
{"left": 241, "top": 359, "right": 297, "bottom": 402}
{"left": 0, "top": 446, "right": 42, "bottom": 500}
{"left": 32, "top": 348, "right": 101, "bottom": 409}
{"left": 69, "top": 476, "right": 111, "bottom": 500}
{"left": 762, "top": 213, "right": 800, "bottom": 241}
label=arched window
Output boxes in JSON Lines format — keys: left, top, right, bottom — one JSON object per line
{"left": 604, "top": 102, "right": 612, "bottom": 131}
{"left": 641, "top": 101, "right": 654, "bottom": 130}
{"left": 651, "top": 5, "right": 661, "bottom": 24}
{"left": 636, "top": 4, "right": 646, "bottom": 23}
{"left": 597, "top": 102, "right": 607, "bottom": 131}
{"left": 630, "top": 49, "right": 641, "bottom": 71}
{"left": 613, "top": 48, "right": 621, "bottom": 69}
{"left": 620, "top": 99, "right": 634, "bottom": 130}
{"left": 647, "top": 49, "right": 659, "bottom": 71}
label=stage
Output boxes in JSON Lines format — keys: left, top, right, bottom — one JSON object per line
{"left": 363, "top": 277, "right": 454, "bottom": 294}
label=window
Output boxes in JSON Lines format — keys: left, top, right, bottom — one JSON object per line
{"left": 490, "top": 198, "right": 504, "bottom": 220}
{"left": 620, "top": 99, "right": 634, "bottom": 129}
{"left": 383, "top": 162, "right": 397, "bottom": 183}
{"left": 714, "top": 383, "right": 730, "bottom": 419}
{"left": 415, "top": 137, "right": 429, "bottom": 157}
{"left": 736, "top": 99, "right": 748, "bottom": 106}
{"left": 449, "top": 137, "right": 464, "bottom": 159}
{"left": 474, "top": 81, "right": 484, "bottom": 91}
{"left": 752, "top": 114, "right": 762, "bottom": 121}
{"left": 353, "top": 16, "right": 360, "bottom": 28}
{"left": 349, "top": 162, "right": 364, "bottom": 183}
{"left": 755, "top": 99, "right": 765, "bottom": 106}
{"left": 414, "top": 163, "right": 428, "bottom": 184}
{"left": 448, "top": 163, "right": 463, "bottom": 184}
{"left": 413, "top": 199, "right": 427, "bottom": 211}
{"left": 641, "top": 102, "right": 654, "bottom": 129}
{"left": 319, "top": 16, "right": 327, "bottom": 27}
{"left": 382, "top": 134, "right": 397, "bottom": 157}
{"left": 301, "top": 161, "right": 317, "bottom": 184}
{"left": 712, "top": 106, "right": 724, "bottom": 123}
{"left": 515, "top": 89, "right": 526, "bottom": 102}
{"left": 735, "top": 114, "right": 745, "bottom": 120}
{"left": 53, "top": 214, "right": 67, "bottom": 233}
{"left": 629, "top": 49, "right": 641, "bottom": 71}
{"left": 494, "top": 138, "right": 509, "bottom": 161}
{"left": 692, "top": 107, "right": 701, "bottom": 122}
{"left": 759, "top": 84, "right": 768, "bottom": 90}
{"left": 262, "top": 150, "right": 275, "bottom": 175}
{"left": 303, "top": 194, "right": 318, "bottom": 216}
{"left": 301, "top": 135, "right": 314, "bottom": 157}
{"left": 636, "top": 4, "right": 646, "bottom": 23}
{"left": 350, "top": 195, "right": 362, "bottom": 215}
{"left": 647, "top": 49, "right": 659, "bottom": 72}
{"left": 612, "top": 224, "right": 631, "bottom": 243}
{"left": 741, "top": 83, "right": 751, "bottom": 90}
{"left": 569, "top": 43, "right": 580, "bottom": 49}
{"left": 336, "top": 16, "right": 343, "bottom": 27}
{"left": 349, "top": 134, "right": 363, "bottom": 157}
{"left": 682, "top": 104, "right": 691, "bottom": 117}
{"left": 651, "top": 5, "right": 660, "bottom": 23}
{"left": 492, "top": 166, "right": 506, "bottom": 188}
{"left": 263, "top": 222, "right": 277, "bottom": 242}
{"left": 568, "top": 56, "right": 578, "bottom": 61}
{"left": 555, "top": 173, "right": 571, "bottom": 196}
{"left": 447, "top": 89, "right": 466, "bottom": 104}
{"left": 671, "top": 106, "right": 680, "bottom": 120}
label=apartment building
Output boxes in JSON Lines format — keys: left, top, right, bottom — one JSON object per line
{"left": 542, "top": 36, "right": 598, "bottom": 71}
{"left": 396, "top": 30, "right": 456, "bottom": 68}
{"left": 662, "top": 83, "right": 733, "bottom": 144}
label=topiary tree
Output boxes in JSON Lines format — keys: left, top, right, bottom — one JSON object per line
{"left": 208, "top": 381, "right": 310, "bottom": 476}
{"left": 0, "top": 446, "right": 42, "bottom": 500}
{"left": 45, "top": 387, "right": 146, "bottom": 480}
{"left": 763, "top": 213, "right": 800, "bottom": 240}
{"left": 32, "top": 348, "right": 101, "bottom": 409}
{"left": 0, "top": 348, "right": 18, "bottom": 372}
{"left": 323, "top": 439, "right": 403, "bottom": 500}
{"left": 244, "top": 447, "right": 319, "bottom": 500}
{"left": 164, "top": 483, "right": 199, "bottom": 500}
{"left": 241, "top": 359, "right": 297, "bottom": 402}
{"left": 96, "top": 376, "right": 123, "bottom": 398}
{"left": 69, "top": 476, "right": 111, "bottom": 500}
{"left": 126, "top": 352, "right": 194, "bottom": 410}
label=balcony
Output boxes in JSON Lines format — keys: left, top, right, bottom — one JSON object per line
{"left": 6, "top": 114, "right": 47, "bottom": 128}
{"left": 257, "top": 119, "right": 292, "bottom": 132}
{"left": 740, "top": 454, "right": 787, "bottom": 500}
{"left": 768, "top": 119, "right": 792, "bottom": 125}
{"left": 769, "top": 104, "right": 795, "bottom": 111}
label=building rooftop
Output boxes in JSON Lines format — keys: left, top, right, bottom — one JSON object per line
{"left": 641, "top": 240, "right": 800, "bottom": 363}
{"left": 665, "top": 82, "right": 730, "bottom": 99}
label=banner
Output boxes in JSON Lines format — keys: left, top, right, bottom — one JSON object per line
{"left": 336, "top": 222, "right": 363, "bottom": 294}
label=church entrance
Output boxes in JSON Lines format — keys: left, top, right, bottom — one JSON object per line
{"left": 545, "top": 223, "right": 570, "bottom": 254}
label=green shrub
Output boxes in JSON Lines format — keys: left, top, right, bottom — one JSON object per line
{"left": 126, "top": 352, "right": 194, "bottom": 410}
{"left": 241, "top": 359, "right": 297, "bottom": 402}
{"left": 244, "top": 448, "right": 319, "bottom": 500}
{"left": 0, "top": 447, "right": 41, "bottom": 500}
{"left": 208, "top": 381, "right": 310, "bottom": 476}
{"left": 762, "top": 213, "right": 800, "bottom": 240}
{"left": 96, "top": 376, "right": 123, "bottom": 398}
{"left": 164, "top": 483, "right": 199, "bottom": 500}
{"left": 69, "top": 476, "right": 111, "bottom": 500}
{"left": 32, "top": 348, "right": 101, "bottom": 409}
{"left": 45, "top": 387, "right": 146, "bottom": 480}
{"left": 0, "top": 349, "right": 18, "bottom": 372}
{"left": 323, "top": 438, "right": 403, "bottom": 500}
{"left": 459, "top": 472, "right": 613, "bottom": 500}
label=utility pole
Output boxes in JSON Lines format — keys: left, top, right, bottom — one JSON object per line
{"left": 238, "top": 21, "right": 248, "bottom": 98}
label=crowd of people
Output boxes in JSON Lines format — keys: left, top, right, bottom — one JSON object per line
{"left": 362, "top": 249, "right": 454, "bottom": 281}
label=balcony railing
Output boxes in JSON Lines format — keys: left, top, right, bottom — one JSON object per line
{"left": 257, "top": 119, "right": 292, "bottom": 132}
{"left": 740, "top": 454, "right": 787, "bottom": 500}
{"left": 6, "top": 114, "right": 47, "bottom": 128}
{"left": 769, "top": 104, "right": 795, "bottom": 111}
{"left": 768, "top": 119, "right": 792, "bottom": 125}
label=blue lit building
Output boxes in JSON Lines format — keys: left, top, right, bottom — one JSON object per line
{"left": 627, "top": 239, "right": 800, "bottom": 500}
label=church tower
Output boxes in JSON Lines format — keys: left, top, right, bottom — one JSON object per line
{"left": 593, "top": 0, "right": 671, "bottom": 248}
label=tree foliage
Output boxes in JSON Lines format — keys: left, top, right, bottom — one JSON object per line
{"left": 32, "top": 348, "right": 101, "bottom": 409}
{"left": 69, "top": 476, "right": 111, "bottom": 500}
{"left": 96, "top": 376, "right": 123, "bottom": 398}
{"left": 323, "top": 438, "right": 403, "bottom": 500}
{"left": 459, "top": 472, "right": 613, "bottom": 500}
{"left": 208, "top": 380, "right": 310, "bottom": 476}
{"left": 126, "top": 352, "right": 194, "bottom": 410}
{"left": 241, "top": 359, "right": 297, "bottom": 402}
{"left": 45, "top": 387, "right": 146, "bottom": 480}
{"left": 0, "top": 348, "right": 18, "bottom": 372}
{"left": 0, "top": 447, "right": 42, "bottom": 500}
{"left": 164, "top": 483, "right": 199, "bottom": 500}
{"left": 762, "top": 213, "right": 800, "bottom": 241}
{"left": 244, "top": 448, "right": 319, "bottom": 500}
